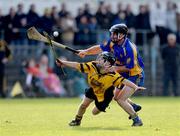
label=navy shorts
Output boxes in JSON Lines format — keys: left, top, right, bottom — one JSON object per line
{"left": 128, "top": 71, "right": 145, "bottom": 86}
{"left": 85, "top": 86, "right": 114, "bottom": 112}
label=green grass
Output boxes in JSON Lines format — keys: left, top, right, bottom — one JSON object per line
{"left": 0, "top": 97, "right": 180, "bottom": 136}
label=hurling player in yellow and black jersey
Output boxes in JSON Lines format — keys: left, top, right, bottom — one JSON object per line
{"left": 56, "top": 52, "right": 145, "bottom": 127}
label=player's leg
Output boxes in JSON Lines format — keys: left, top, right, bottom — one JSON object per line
{"left": 171, "top": 71, "right": 178, "bottom": 96}
{"left": 116, "top": 86, "right": 143, "bottom": 126}
{"left": 69, "top": 87, "right": 95, "bottom": 126}
{"left": 127, "top": 71, "right": 145, "bottom": 112}
{"left": 163, "top": 70, "right": 170, "bottom": 96}
{"left": 0, "top": 73, "right": 6, "bottom": 98}
{"left": 116, "top": 86, "right": 135, "bottom": 115}
{"left": 114, "top": 87, "right": 141, "bottom": 112}
{"left": 92, "top": 107, "right": 101, "bottom": 115}
{"left": 126, "top": 99, "right": 141, "bottom": 112}
{"left": 69, "top": 96, "right": 93, "bottom": 126}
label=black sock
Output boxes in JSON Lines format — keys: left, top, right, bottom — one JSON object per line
{"left": 75, "top": 115, "right": 82, "bottom": 122}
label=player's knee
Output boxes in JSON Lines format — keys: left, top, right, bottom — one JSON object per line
{"left": 116, "top": 94, "right": 127, "bottom": 101}
{"left": 114, "top": 95, "right": 124, "bottom": 102}
{"left": 92, "top": 110, "right": 100, "bottom": 115}
{"left": 92, "top": 111, "right": 97, "bottom": 115}
{"left": 92, "top": 107, "right": 101, "bottom": 115}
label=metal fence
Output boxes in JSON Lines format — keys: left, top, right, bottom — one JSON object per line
{"left": 4, "top": 29, "right": 179, "bottom": 96}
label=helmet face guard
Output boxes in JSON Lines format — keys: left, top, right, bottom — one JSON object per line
{"left": 109, "top": 24, "right": 128, "bottom": 43}
{"left": 96, "top": 52, "right": 116, "bottom": 71}
{"left": 110, "top": 32, "right": 122, "bottom": 43}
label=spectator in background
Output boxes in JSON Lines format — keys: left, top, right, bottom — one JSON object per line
{"left": 75, "top": 7, "right": 84, "bottom": 25}
{"left": 58, "top": 3, "right": 69, "bottom": 18}
{"left": 83, "top": 3, "right": 93, "bottom": 20}
{"left": 95, "top": 3, "right": 111, "bottom": 30}
{"left": 117, "top": 2, "right": 124, "bottom": 13}
{"left": 95, "top": 3, "right": 111, "bottom": 42}
{"left": 125, "top": 4, "right": 136, "bottom": 39}
{"left": 24, "top": 58, "right": 40, "bottom": 97}
{"left": 26, "top": 4, "right": 40, "bottom": 28}
{"left": 40, "top": 8, "right": 54, "bottom": 34}
{"left": 75, "top": 16, "right": 90, "bottom": 45}
{"left": 24, "top": 55, "right": 66, "bottom": 97}
{"left": 112, "top": 11, "right": 126, "bottom": 25}
{"left": 166, "top": 1, "right": 177, "bottom": 33}
{"left": 125, "top": 4, "right": 135, "bottom": 29}
{"left": 135, "top": 5, "right": 152, "bottom": 46}
{"left": 89, "top": 17, "right": 98, "bottom": 44}
{"left": 106, "top": 4, "right": 114, "bottom": 26}
{"left": 51, "top": 6, "right": 59, "bottom": 25}
{"left": 161, "top": 33, "right": 179, "bottom": 96}
{"left": 54, "top": 56, "right": 76, "bottom": 97}
{"left": 150, "top": 0, "right": 167, "bottom": 45}
{"left": 60, "top": 12, "right": 76, "bottom": 45}
{"left": 13, "top": 3, "right": 27, "bottom": 45}
{"left": 3, "top": 7, "right": 16, "bottom": 44}
{"left": 0, "top": 40, "right": 11, "bottom": 98}
{"left": 0, "top": 9, "right": 4, "bottom": 39}
{"left": 26, "top": 4, "right": 40, "bottom": 45}
{"left": 38, "top": 54, "right": 66, "bottom": 97}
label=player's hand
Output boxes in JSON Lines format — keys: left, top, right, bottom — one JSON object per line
{"left": 136, "top": 86, "right": 146, "bottom": 91}
{"left": 77, "top": 50, "right": 88, "bottom": 58}
{"left": 56, "top": 59, "right": 63, "bottom": 67}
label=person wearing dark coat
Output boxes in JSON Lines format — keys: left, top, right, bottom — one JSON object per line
{"left": 0, "top": 40, "right": 11, "bottom": 98}
{"left": 161, "top": 33, "right": 180, "bottom": 96}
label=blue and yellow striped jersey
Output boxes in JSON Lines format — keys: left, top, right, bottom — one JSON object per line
{"left": 77, "top": 62, "right": 125, "bottom": 102}
{"left": 100, "top": 38, "right": 144, "bottom": 76}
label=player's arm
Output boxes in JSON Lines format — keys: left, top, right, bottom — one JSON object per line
{"left": 122, "top": 79, "right": 146, "bottom": 91}
{"left": 113, "top": 74, "right": 145, "bottom": 91}
{"left": 78, "top": 45, "right": 102, "bottom": 58}
{"left": 56, "top": 59, "right": 92, "bottom": 74}
{"left": 113, "top": 65, "right": 130, "bottom": 73}
{"left": 56, "top": 59, "right": 79, "bottom": 70}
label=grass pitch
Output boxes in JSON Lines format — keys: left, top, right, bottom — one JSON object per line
{"left": 0, "top": 97, "right": 180, "bottom": 136}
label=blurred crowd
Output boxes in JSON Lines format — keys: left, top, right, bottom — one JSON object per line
{"left": 0, "top": 1, "right": 180, "bottom": 46}
{"left": 21, "top": 52, "right": 88, "bottom": 98}
{"left": 0, "top": 1, "right": 179, "bottom": 98}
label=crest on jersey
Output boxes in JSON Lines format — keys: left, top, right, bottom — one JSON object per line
{"left": 127, "top": 58, "right": 131, "bottom": 64}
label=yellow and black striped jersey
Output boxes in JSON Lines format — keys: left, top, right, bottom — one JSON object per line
{"left": 77, "top": 61, "right": 125, "bottom": 102}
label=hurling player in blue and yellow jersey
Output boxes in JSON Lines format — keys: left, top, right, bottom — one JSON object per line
{"left": 56, "top": 52, "right": 145, "bottom": 126}
{"left": 78, "top": 24, "right": 145, "bottom": 126}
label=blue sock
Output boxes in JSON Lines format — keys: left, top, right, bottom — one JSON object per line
{"left": 133, "top": 116, "right": 140, "bottom": 122}
{"left": 131, "top": 103, "right": 141, "bottom": 112}
{"left": 132, "top": 103, "right": 137, "bottom": 107}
